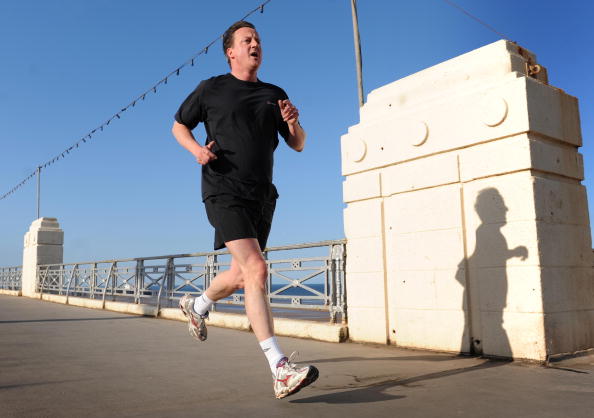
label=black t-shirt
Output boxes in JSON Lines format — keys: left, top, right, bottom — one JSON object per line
{"left": 175, "top": 73, "right": 290, "bottom": 202}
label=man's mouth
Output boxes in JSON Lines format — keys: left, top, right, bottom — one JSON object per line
{"left": 250, "top": 51, "right": 260, "bottom": 58}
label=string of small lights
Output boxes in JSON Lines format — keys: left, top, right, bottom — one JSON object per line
{"left": 0, "top": 0, "right": 272, "bottom": 202}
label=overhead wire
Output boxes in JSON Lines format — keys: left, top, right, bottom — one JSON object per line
{"left": 440, "top": 0, "right": 513, "bottom": 42}
{"left": 0, "top": 0, "right": 272, "bottom": 202}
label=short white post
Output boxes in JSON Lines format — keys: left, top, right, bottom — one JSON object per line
{"left": 22, "top": 217, "right": 64, "bottom": 298}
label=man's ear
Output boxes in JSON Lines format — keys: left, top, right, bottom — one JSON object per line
{"left": 226, "top": 47, "right": 234, "bottom": 62}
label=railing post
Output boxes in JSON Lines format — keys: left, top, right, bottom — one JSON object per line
{"left": 58, "top": 266, "right": 64, "bottom": 295}
{"left": 167, "top": 258, "right": 175, "bottom": 306}
{"left": 65, "top": 264, "right": 77, "bottom": 303}
{"left": 38, "top": 265, "right": 48, "bottom": 298}
{"left": 156, "top": 258, "right": 173, "bottom": 315}
{"left": 90, "top": 263, "right": 97, "bottom": 299}
{"left": 73, "top": 265, "right": 79, "bottom": 296}
{"left": 134, "top": 259, "right": 143, "bottom": 304}
{"left": 101, "top": 263, "right": 116, "bottom": 309}
{"left": 205, "top": 254, "right": 216, "bottom": 311}
{"left": 263, "top": 250, "right": 271, "bottom": 303}
{"left": 111, "top": 261, "right": 118, "bottom": 301}
{"left": 331, "top": 243, "right": 347, "bottom": 324}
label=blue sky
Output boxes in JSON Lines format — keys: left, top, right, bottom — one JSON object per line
{"left": 1, "top": 0, "right": 593, "bottom": 266}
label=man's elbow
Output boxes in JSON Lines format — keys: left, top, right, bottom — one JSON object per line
{"left": 290, "top": 138, "right": 305, "bottom": 152}
{"left": 171, "top": 120, "right": 186, "bottom": 138}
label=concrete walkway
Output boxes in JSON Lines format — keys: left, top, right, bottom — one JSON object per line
{"left": 1, "top": 294, "right": 594, "bottom": 418}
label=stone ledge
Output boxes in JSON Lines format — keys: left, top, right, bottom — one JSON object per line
{"left": 274, "top": 317, "right": 348, "bottom": 343}
{"left": 22, "top": 293, "right": 349, "bottom": 343}
{"left": 0, "top": 289, "right": 21, "bottom": 296}
{"left": 67, "top": 296, "right": 104, "bottom": 310}
{"left": 104, "top": 301, "right": 158, "bottom": 316}
{"left": 41, "top": 294, "right": 67, "bottom": 304}
{"left": 158, "top": 309, "right": 251, "bottom": 331}
{"left": 158, "top": 309, "right": 348, "bottom": 342}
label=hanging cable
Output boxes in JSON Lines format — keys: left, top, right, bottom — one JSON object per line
{"left": 440, "top": 0, "right": 513, "bottom": 42}
{"left": 0, "top": 0, "right": 273, "bottom": 202}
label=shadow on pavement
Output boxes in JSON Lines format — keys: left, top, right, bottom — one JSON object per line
{"left": 0, "top": 316, "right": 144, "bottom": 324}
{"left": 309, "top": 354, "right": 469, "bottom": 364}
{"left": 0, "top": 379, "right": 89, "bottom": 391}
{"left": 291, "top": 359, "right": 509, "bottom": 404}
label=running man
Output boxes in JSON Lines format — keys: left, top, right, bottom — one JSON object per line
{"left": 171, "top": 20, "right": 318, "bottom": 399}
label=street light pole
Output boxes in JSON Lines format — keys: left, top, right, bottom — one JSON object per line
{"left": 350, "top": 0, "right": 365, "bottom": 108}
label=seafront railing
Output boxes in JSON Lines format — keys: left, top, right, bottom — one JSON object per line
{"left": 0, "top": 266, "right": 22, "bottom": 290}
{"left": 36, "top": 240, "right": 347, "bottom": 323}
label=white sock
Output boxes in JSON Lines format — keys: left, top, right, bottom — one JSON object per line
{"left": 259, "top": 336, "right": 285, "bottom": 374}
{"left": 193, "top": 293, "right": 214, "bottom": 316}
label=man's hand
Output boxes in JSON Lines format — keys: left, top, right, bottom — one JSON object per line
{"left": 194, "top": 141, "right": 218, "bottom": 165}
{"left": 278, "top": 99, "right": 299, "bottom": 126}
{"left": 277, "top": 99, "right": 306, "bottom": 152}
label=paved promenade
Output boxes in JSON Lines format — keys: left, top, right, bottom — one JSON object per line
{"left": 1, "top": 294, "right": 594, "bottom": 418}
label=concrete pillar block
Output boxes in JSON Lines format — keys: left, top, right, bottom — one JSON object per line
{"left": 480, "top": 311, "right": 546, "bottom": 360}
{"left": 341, "top": 39, "right": 594, "bottom": 360}
{"left": 532, "top": 178, "right": 589, "bottom": 225}
{"left": 345, "top": 237, "right": 384, "bottom": 273}
{"left": 361, "top": 40, "right": 546, "bottom": 125}
{"left": 386, "top": 229, "right": 465, "bottom": 272}
{"left": 433, "top": 269, "right": 468, "bottom": 311}
{"left": 21, "top": 218, "right": 64, "bottom": 298}
{"left": 344, "top": 199, "right": 383, "bottom": 239}
{"left": 347, "top": 306, "right": 389, "bottom": 344}
{"left": 472, "top": 266, "right": 544, "bottom": 314}
{"left": 525, "top": 77, "right": 582, "bottom": 146}
{"left": 541, "top": 267, "right": 594, "bottom": 313}
{"left": 381, "top": 153, "right": 460, "bottom": 196}
{"left": 387, "top": 270, "right": 438, "bottom": 310}
{"left": 544, "top": 311, "right": 594, "bottom": 355}
{"left": 384, "top": 184, "right": 463, "bottom": 234}
{"left": 343, "top": 170, "right": 382, "bottom": 203}
{"left": 389, "top": 308, "right": 469, "bottom": 353}
{"left": 346, "top": 271, "right": 387, "bottom": 309}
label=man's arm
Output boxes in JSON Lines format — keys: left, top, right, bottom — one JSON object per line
{"left": 171, "top": 121, "right": 217, "bottom": 165}
{"left": 278, "top": 99, "right": 306, "bottom": 152}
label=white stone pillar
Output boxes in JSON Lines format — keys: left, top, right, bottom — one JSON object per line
{"left": 341, "top": 40, "right": 593, "bottom": 361}
{"left": 22, "top": 217, "right": 64, "bottom": 297}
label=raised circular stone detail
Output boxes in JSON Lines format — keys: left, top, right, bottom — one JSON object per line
{"left": 411, "top": 121, "right": 429, "bottom": 147}
{"left": 347, "top": 137, "right": 367, "bottom": 163}
{"left": 481, "top": 96, "right": 508, "bottom": 127}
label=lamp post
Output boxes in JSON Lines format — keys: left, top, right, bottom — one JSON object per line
{"left": 36, "top": 166, "right": 41, "bottom": 219}
{"left": 350, "top": 0, "right": 364, "bottom": 108}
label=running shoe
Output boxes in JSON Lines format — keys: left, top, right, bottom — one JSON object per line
{"left": 179, "top": 294, "right": 209, "bottom": 342}
{"left": 273, "top": 352, "right": 319, "bottom": 399}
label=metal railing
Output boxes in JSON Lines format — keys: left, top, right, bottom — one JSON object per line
{"left": 36, "top": 240, "right": 347, "bottom": 323}
{"left": 0, "top": 266, "right": 22, "bottom": 290}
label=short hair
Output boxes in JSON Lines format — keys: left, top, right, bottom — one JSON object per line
{"left": 222, "top": 20, "right": 256, "bottom": 65}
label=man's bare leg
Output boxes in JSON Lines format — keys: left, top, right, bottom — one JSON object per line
{"left": 224, "top": 237, "right": 319, "bottom": 398}
{"left": 225, "top": 238, "right": 273, "bottom": 341}
{"left": 180, "top": 236, "right": 319, "bottom": 397}
{"left": 203, "top": 259, "right": 244, "bottom": 301}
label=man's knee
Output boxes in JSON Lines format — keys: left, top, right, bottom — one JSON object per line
{"left": 242, "top": 258, "right": 268, "bottom": 287}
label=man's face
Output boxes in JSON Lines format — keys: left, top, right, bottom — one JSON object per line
{"left": 227, "top": 27, "right": 262, "bottom": 71}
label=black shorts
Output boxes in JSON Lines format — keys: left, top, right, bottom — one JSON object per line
{"left": 204, "top": 195, "right": 276, "bottom": 251}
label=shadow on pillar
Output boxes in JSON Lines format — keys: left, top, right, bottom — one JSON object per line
{"left": 456, "top": 188, "right": 527, "bottom": 357}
